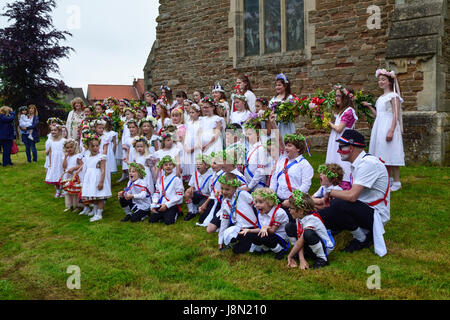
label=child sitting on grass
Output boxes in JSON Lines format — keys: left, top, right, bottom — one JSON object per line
{"left": 184, "top": 154, "right": 214, "bottom": 222}
{"left": 312, "top": 163, "right": 344, "bottom": 210}
{"left": 217, "top": 173, "right": 258, "bottom": 254}
{"left": 286, "top": 191, "right": 335, "bottom": 270}
{"left": 118, "top": 162, "right": 152, "bottom": 223}
{"left": 240, "top": 188, "right": 290, "bottom": 260}
{"left": 149, "top": 156, "right": 184, "bottom": 225}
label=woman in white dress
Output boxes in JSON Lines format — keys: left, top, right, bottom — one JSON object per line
{"left": 326, "top": 85, "right": 358, "bottom": 190}
{"left": 269, "top": 73, "right": 295, "bottom": 141}
{"left": 364, "top": 69, "right": 405, "bottom": 191}
{"left": 199, "top": 97, "right": 225, "bottom": 155}
{"left": 231, "top": 75, "right": 257, "bottom": 115}
{"left": 66, "top": 97, "right": 86, "bottom": 141}
{"left": 230, "top": 94, "right": 251, "bottom": 126}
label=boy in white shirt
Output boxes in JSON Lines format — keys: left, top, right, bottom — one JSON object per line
{"left": 312, "top": 163, "right": 344, "bottom": 210}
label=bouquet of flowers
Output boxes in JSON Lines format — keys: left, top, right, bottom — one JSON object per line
{"left": 273, "top": 95, "right": 306, "bottom": 124}
{"left": 354, "top": 89, "right": 376, "bottom": 125}
{"left": 307, "top": 89, "right": 334, "bottom": 130}
{"left": 108, "top": 105, "right": 125, "bottom": 140}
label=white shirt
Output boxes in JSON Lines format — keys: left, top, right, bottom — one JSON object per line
{"left": 124, "top": 178, "right": 152, "bottom": 211}
{"left": 230, "top": 110, "right": 250, "bottom": 126}
{"left": 269, "top": 154, "right": 314, "bottom": 199}
{"left": 351, "top": 151, "right": 390, "bottom": 224}
{"left": 298, "top": 214, "right": 334, "bottom": 251}
{"left": 257, "top": 205, "right": 290, "bottom": 241}
{"left": 152, "top": 172, "right": 184, "bottom": 208}
{"left": 209, "top": 170, "right": 225, "bottom": 200}
{"left": 313, "top": 185, "right": 343, "bottom": 198}
{"left": 188, "top": 168, "right": 214, "bottom": 197}
{"left": 244, "top": 142, "right": 269, "bottom": 190}
{"left": 218, "top": 190, "right": 257, "bottom": 245}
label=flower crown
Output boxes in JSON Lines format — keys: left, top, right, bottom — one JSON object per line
{"left": 119, "top": 99, "right": 131, "bottom": 108}
{"left": 218, "top": 175, "right": 242, "bottom": 188}
{"left": 171, "top": 107, "right": 184, "bottom": 114}
{"left": 156, "top": 96, "right": 169, "bottom": 109}
{"left": 90, "top": 119, "right": 107, "bottom": 127}
{"left": 157, "top": 155, "right": 176, "bottom": 168}
{"left": 284, "top": 133, "right": 306, "bottom": 144}
{"left": 256, "top": 98, "right": 268, "bottom": 106}
{"left": 276, "top": 73, "right": 289, "bottom": 84}
{"left": 334, "top": 84, "right": 354, "bottom": 101}
{"left": 214, "top": 100, "right": 227, "bottom": 110}
{"left": 123, "top": 107, "right": 137, "bottom": 115}
{"left": 47, "top": 117, "right": 64, "bottom": 126}
{"left": 195, "top": 154, "right": 211, "bottom": 165}
{"left": 19, "top": 106, "right": 28, "bottom": 112}
{"left": 104, "top": 97, "right": 117, "bottom": 104}
{"left": 138, "top": 116, "right": 157, "bottom": 128}
{"left": 160, "top": 85, "right": 171, "bottom": 93}
{"left": 251, "top": 189, "right": 280, "bottom": 205}
{"left": 291, "top": 190, "right": 305, "bottom": 209}
{"left": 63, "top": 138, "right": 78, "bottom": 149}
{"left": 216, "top": 149, "right": 237, "bottom": 164}
{"left": 128, "top": 162, "right": 146, "bottom": 178}
{"left": 126, "top": 119, "right": 139, "bottom": 127}
{"left": 82, "top": 131, "right": 101, "bottom": 145}
{"left": 201, "top": 96, "right": 216, "bottom": 106}
{"left": 318, "top": 164, "right": 339, "bottom": 179}
{"left": 132, "top": 136, "right": 149, "bottom": 148}
{"left": 191, "top": 103, "right": 201, "bottom": 112}
{"left": 376, "top": 68, "right": 396, "bottom": 79}
{"left": 233, "top": 93, "right": 247, "bottom": 102}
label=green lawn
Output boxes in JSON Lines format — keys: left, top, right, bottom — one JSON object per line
{"left": 0, "top": 140, "right": 449, "bottom": 300}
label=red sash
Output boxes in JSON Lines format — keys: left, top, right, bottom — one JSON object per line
{"left": 297, "top": 220, "right": 303, "bottom": 238}
{"left": 283, "top": 158, "right": 293, "bottom": 192}
{"left": 269, "top": 204, "right": 282, "bottom": 227}
{"left": 226, "top": 200, "right": 258, "bottom": 228}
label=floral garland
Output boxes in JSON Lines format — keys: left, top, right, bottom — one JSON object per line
{"left": 317, "top": 164, "right": 339, "bottom": 179}
{"left": 251, "top": 189, "right": 280, "bottom": 205}
{"left": 132, "top": 136, "right": 149, "bottom": 148}
{"left": 195, "top": 154, "right": 211, "bottom": 165}
{"left": 201, "top": 96, "right": 216, "bottom": 106}
{"left": 81, "top": 131, "right": 101, "bottom": 146}
{"left": 353, "top": 89, "right": 376, "bottom": 125}
{"left": 291, "top": 190, "right": 305, "bottom": 209}
{"left": 157, "top": 155, "right": 176, "bottom": 168}
{"left": 308, "top": 89, "right": 334, "bottom": 130}
{"left": 129, "top": 162, "right": 147, "bottom": 178}
{"left": 89, "top": 118, "right": 106, "bottom": 128}
{"left": 123, "top": 107, "right": 137, "bottom": 116}
{"left": 156, "top": 96, "right": 169, "bottom": 108}
{"left": 376, "top": 68, "right": 396, "bottom": 79}
{"left": 108, "top": 106, "right": 124, "bottom": 140}
{"left": 272, "top": 95, "right": 309, "bottom": 124}
{"left": 47, "top": 117, "right": 64, "bottom": 126}
{"left": 284, "top": 133, "right": 306, "bottom": 144}
{"left": 126, "top": 119, "right": 139, "bottom": 128}
{"left": 138, "top": 116, "right": 158, "bottom": 128}
{"left": 218, "top": 174, "right": 242, "bottom": 188}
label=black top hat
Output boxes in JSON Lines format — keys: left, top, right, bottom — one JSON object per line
{"left": 336, "top": 129, "right": 365, "bottom": 148}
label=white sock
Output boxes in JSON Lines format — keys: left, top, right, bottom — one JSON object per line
{"left": 123, "top": 207, "right": 132, "bottom": 215}
{"left": 289, "top": 237, "right": 297, "bottom": 247}
{"left": 351, "top": 227, "right": 366, "bottom": 242}
{"left": 96, "top": 209, "right": 103, "bottom": 218}
{"left": 309, "top": 242, "right": 327, "bottom": 261}
{"left": 272, "top": 243, "right": 284, "bottom": 253}
{"left": 64, "top": 195, "right": 71, "bottom": 208}
{"left": 187, "top": 202, "right": 194, "bottom": 213}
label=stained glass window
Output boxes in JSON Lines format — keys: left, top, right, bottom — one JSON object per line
{"left": 286, "top": 0, "right": 304, "bottom": 51}
{"left": 244, "top": 0, "right": 260, "bottom": 56}
{"left": 264, "top": 0, "right": 281, "bottom": 54}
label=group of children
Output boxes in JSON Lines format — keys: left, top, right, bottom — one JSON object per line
{"left": 41, "top": 74, "right": 397, "bottom": 270}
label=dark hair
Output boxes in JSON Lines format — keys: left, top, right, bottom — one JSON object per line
{"left": 238, "top": 74, "right": 252, "bottom": 92}
{"left": 334, "top": 87, "right": 355, "bottom": 113}
{"left": 276, "top": 79, "right": 291, "bottom": 101}
{"left": 285, "top": 138, "right": 306, "bottom": 155}
{"left": 176, "top": 91, "right": 187, "bottom": 99}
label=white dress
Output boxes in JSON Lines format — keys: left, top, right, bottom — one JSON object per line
{"left": 230, "top": 110, "right": 251, "bottom": 126}
{"left": 134, "top": 154, "right": 155, "bottom": 194}
{"left": 44, "top": 134, "right": 53, "bottom": 169}
{"left": 62, "top": 153, "right": 81, "bottom": 180}
{"left": 199, "top": 115, "right": 224, "bottom": 155}
{"left": 269, "top": 95, "right": 295, "bottom": 141}
{"left": 325, "top": 107, "right": 358, "bottom": 183}
{"left": 369, "top": 92, "right": 405, "bottom": 166}
{"left": 81, "top": 153, "right": 111, "bottom": 200}
{"left": 156, "top": 118, "right": 171, "bottom": 135}
{"left": 122, "top": 134, "right": 139, "bottom": 170}
{"left": 105, "top": 131, "right": 118, "bottom": 173}
{"left": 100, "top": 134, "right": 112, "bottom": 191}
{"left": 45, "top": 138, "right": 67, "bottom": 184}
{"left": 78, "top": 150, "right": 90, "bottom": 184}
{"left": 183, "top": 119, "right": 202, "bottom": 176}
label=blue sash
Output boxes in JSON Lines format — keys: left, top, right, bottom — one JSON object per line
{"left": 199, "top": 174, "right": 213, "bottom": 194}
{"left": 276, "top": 157, "right": 305, "bottom": 181}
{"left": 228, "top": 190, "right": 242, "bottom": 227}
{"left": 159, "top": 176, "right": 176, "bottom": 204}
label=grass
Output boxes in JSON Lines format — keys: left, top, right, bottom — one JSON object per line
{"left": 0, "top": 140, "right": 449, "bottom": 300}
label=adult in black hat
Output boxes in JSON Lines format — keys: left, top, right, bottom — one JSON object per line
{"left": 318, "top": 129, "right": 391, "bottom": 256}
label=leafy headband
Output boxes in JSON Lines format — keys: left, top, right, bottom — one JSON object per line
{"left": 132, "top": 136, "right": 149, "bottom": 148}
{"left": 284, "top": 133, "right": 306, "bottom": 144}
{"left": 157, "top": 155, "right": 176, "bottom": 168}
{"left": 47, "top": 117, "right": 64, "bottom": 126}
{"left": 195, "top": 154, "right": 211, "bottom": 166}
{"left": 129, "top": 162, "right": 146, "bottom": 178}
{"left": 251, "top": 189, "right": 280, "bottom": 205}
{"left": 291, "top": 190, "right": 305, "bottom": 209}
{"left": 318, "top": 164, "right": 339, "bottom": 179}
{"left": 218, "top": 175, "right": 242, "bottom": 188}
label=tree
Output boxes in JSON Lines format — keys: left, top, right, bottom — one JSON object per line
{"left": 0, "top": 0, "right": 73, "bottom": 111}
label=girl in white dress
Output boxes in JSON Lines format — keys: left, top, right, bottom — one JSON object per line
{"left": 155, "top": 97, "right": 172, "bottom": 136}
{"left": 269, "top": 73, "right": 295, "bottom": 141}
{"left": 132, "top": 136, "right": 155, "bottom": 194}
{"left": 62, "top": 139, "right": 82, "bottom": 212}
{"left": 103, "top": 118, "right": 117, "bottom": 174}
{"left": 139, "top": 115, "right": 159, "bottom": 152}
{"left": 199, "top": 97, "right": 225, "bottom": 155}
{"left": 122, "top": 119, "right": 140, "bottom": 172}
{"left": 230, "top": 94, "right": 251, "bottom": 126}
{"left": 45, "top": 124, "right": 67, "bottom": 198}
{"left": 93, "top": 120, "right": 112, "bottom": 199}
{"left": 325, "top": 86, "right": 358, "bottom": 190}
{"left": 183, "top": 104, "right": 202, "bottom": 177}
{"left": 153, "top": 131, "right": 182, "bottom": 180}
{"left": 117, "top": 108, "right": 136, "bottom": 182}
{"left": 365, "top": 69, "right": 405, "bottom": 191}
{"left": 212, "top": 83, "right": 230, "bottom": 123}
{"left": 231, "top": 75, "right": 257, "bottom": 114}
{"left": 80, "top": 133, "right": 111, "bottom": 222}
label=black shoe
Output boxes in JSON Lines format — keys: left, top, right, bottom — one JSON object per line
{"left": 312, "top": 258, "right": 329, "bottom": 269}
{"left": 219, "top": 245, "right": 231, "bottom": 252}
{"left": 342, "top": 235, "right": 373, "bottom": 253}
{"left": 274, "top": 250, "right": 287, "bottom": 260}
{"left": 121, "top": 215, "right": 131, "bottom": 222}
{"left": 184, "top": 213, "right": 196, "bottom": 221}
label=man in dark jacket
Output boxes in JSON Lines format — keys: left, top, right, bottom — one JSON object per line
{"left": 0, "top": 106, "right": 16, "bottom": 166}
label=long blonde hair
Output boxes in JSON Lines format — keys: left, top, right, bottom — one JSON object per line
{"left": 28, "top": 104, "right": 38, "bottom": 116}
{"left": 0, "top": 106, "right": 12, "bottom": 115}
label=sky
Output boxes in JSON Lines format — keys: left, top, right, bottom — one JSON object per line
{"left": 0, "top": 0, "right": 159, "bottom": 96}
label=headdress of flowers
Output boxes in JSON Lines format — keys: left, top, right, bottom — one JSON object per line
{"left": 292, "top": 190, "right": 305, "bottom": 209}
{"left": 82, "top": 131, "right": 101, "bottom": 145}
{"left": 104, "top": 97, "right": 117, "bottom": 104}
{"left": 157, "top": 155, "right": 176, "bottom": 168}
{"left": 129, "top": 162, "right": 146, "bottom": 178}
{"left": 119, "top": 99, "right": 131, "bottom": 108}
{"left": 276, "top": 73, "right": 289, "bottom": 84}
{"left": 251, "top": 189, "right": 280, "bottom": 205}
{"left": 201, "top": 96, "right": 216, "bottom": 106}
{"left": 191, "top": 103, "right": 201, "bottom": 112}
{"left": 317, "top": 164, "right": 339, "bottom": 179}
{"left": 216, "top": 149, "right": 237, "bottom": 164}
{"left": 171, "top": 106, "right": 184, "bottom": 114}
{"left": 333, "top": 84, "right": 354, "bottom": 101}
{"left": 85, "top": 105, "right": 95, "bottom": 111}
{"left": 233, "top": 93, "right": 247, "bottom": 102}
{"left": 376, "top": 68, "right": 396, "bottom": 79}
{"left": 123, "top": 107, "right": 137, "bottom": 115}
{"left": 195, "top": 154, "right": 211, "bottom": 166}
{"left": 138, "top": 115, "right": 157, "bottom": 128}
{"left": 256, "top": 98, "right": 268, "bottom": 106}
{"left": 214, "top": 99, "right": 227, "bottom": 110}
{"left": 126, "top": 119, "right": 139, "bottom": 128}
{"left": 160, "top": 130, "right": 175, "bottom": 141}
{"left": 47, "top": 117, "right": 64, "bottom": 126}
{"left": 184, "top": 99, "right": 194, "bottom": 105}
{"left": 90, "top": 118, "right": 107, "bottom": 127}
{"left": 160, "top": 85, "right": 172, "bottom": 93}
{"left": 284, "top": 133, "right": 306, "bottom": 144}
{"left": 132, "top": 136, "right": 149, "bottom": 148}
{"left": 156, "top": 96, "right": 169, "bottom": 109}
{"left": 218, "top": 174, "right": 242, "bottom": 188}
{"left": 63, "top": 138, "right": 78, "bottom": 149}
